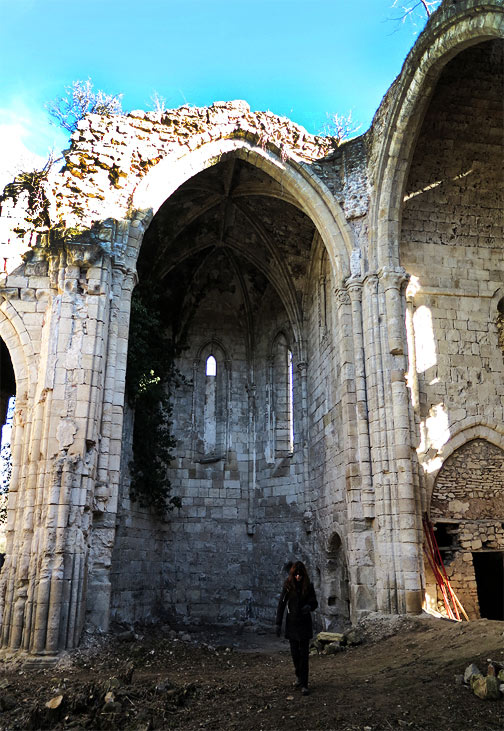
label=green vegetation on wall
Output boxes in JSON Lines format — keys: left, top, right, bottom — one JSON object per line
{"left": 126, "top": 282, "right": 184, "bottom": 516}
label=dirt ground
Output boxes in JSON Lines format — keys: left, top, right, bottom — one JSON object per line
{"left": 0, "top": 613, "right": 502, "bottom": 730}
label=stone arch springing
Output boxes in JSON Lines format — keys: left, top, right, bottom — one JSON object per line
{"left": 0, "top": 306, "right": 33, "bottom": 403}
{"left": 370, "top": 3, "right": 504, "bottom": 271}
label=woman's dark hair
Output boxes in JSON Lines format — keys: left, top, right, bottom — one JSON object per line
{"left": 284, "top": 560, "right": 310, "bottom": 596}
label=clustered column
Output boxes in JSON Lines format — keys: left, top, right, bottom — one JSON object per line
{"left": 1, "top": 239, "right": 117, "bottom": 657}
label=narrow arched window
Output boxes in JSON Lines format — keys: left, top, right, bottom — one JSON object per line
{"left": 272, "top": 333, "right": 294, "bottom": 455}
{"left": 195, "top": 346, "right": 227, "bottom": 460}
{"left": 204, "top": 355, "right": 217, "bottom": 454}
{"left": 206, "top": 355, "right": 217, "bottom": 376}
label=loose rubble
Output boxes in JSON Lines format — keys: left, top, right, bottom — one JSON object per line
{"left": 0, "top": 614, "right": 501, "bottom": 730}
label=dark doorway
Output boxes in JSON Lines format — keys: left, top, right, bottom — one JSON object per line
{"left": 472, "top": 552, "right": 504, "bottom": 620}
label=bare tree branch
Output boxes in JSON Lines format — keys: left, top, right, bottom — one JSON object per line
{"left": 321, "top": 111, "right": 362, "bottom": 146}
{"left": 47, "top": 79, "right": 123, "bottom": 134}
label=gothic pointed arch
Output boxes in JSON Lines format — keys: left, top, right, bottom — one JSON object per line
{"left": 130, "top": 137, "right": 352, "bottom": 287}
{"left": 370, "top": 1, "right": 504, "bottom": 270}
{"left": 0, "top": 304, "right": 34, "bottom": 403}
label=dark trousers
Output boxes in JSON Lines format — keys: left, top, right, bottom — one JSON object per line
{"left": 289, "top": 638, "right": 310, "bottom": 687}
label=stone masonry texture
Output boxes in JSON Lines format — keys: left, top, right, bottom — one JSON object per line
{"left": 0, "top": 0, "right": 502, "bottom": 658}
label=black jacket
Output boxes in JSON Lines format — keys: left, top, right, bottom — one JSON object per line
{"left": 276, "top": 581, "right": 318, "bottom": 641}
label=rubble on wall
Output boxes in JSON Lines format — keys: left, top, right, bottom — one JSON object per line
{"left": 39, "top": 102, "right": 337, "bottom": 231}
{"left": 0, "top": 99, "right": 373, "bottom": 260}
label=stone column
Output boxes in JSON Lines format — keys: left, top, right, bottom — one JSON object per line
{"left": 334, "top": 285, "right": 376, "bottom": 621}
{"left": 296, "top": 359, "right": 313, "bottom": 532}
{"left": 0, "top": 239, "right": 116, "bottom": 657}
{"left": 378, "top": 266, "right": 423, "bottom": 614}
{"left": 363, "top": 273, "right": 398, "bottom": 613}
{"left": 86, "top": 263, "right": 137, "bottom": 631}
{"left": 347, "top": 277, "right": 373, "bottom": 518}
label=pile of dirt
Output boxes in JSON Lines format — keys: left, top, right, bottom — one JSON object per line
{"left": 0, "top": 613, "right": 502, "bottom": 730}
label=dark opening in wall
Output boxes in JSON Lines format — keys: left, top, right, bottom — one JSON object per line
{"left": 472, "top": 552, "right": 504, "bottom": 621}
{"left": 497, "top": 298, "right": 504, "bottom": 357}
{"left": 434, "top": 522, "right": 459, "bottom": 564}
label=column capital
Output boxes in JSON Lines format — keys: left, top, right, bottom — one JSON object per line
{"left": 378, "top": 266, "right": 409, "bottom": 293}
{"left": 335, "top": 286, "right": 351, "bottom": 309}
{"left": 346, "top": 276, "right": 363, "bottom": 302}
{"left": 363, "top": 271, "right": 379, "bottom": 294}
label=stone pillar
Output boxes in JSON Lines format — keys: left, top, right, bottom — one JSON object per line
{"left": 378, "top": 266, "right": 423, "bottom": 614}
{"left": 334, "top": 285, "right": 376, "bottom": 621}
{"left": 363, "top": 273, "right": 398, "bottom": 613}
{"left": 246, "top": 383, "right": 256, "bottom": 535}
{"left": 86, "top": 263, "right": 137, "bottom": 631}
{"left": 0, "top": 239, "right": 116, "bottom": 658}
{"left": 347, "top": 277, "right": 373, "bottom": 518}
{"left": 296, "top": 359, "right": 313, "bottom": 532}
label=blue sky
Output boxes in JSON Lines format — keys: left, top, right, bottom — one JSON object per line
{"left": 0, "top": 0, "right": 431, "bottom": 183}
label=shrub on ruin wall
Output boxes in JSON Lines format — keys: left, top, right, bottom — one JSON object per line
{"left": 126, "top": 283, "right": 183, "bottom": 516}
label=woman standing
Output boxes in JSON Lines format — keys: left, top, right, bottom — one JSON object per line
{"left": 276, "top": 560, "right": 318, "bottom": 695}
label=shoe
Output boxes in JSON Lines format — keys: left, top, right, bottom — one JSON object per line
{"left": 301, "top": 687, "right": 310, "bottom": 696}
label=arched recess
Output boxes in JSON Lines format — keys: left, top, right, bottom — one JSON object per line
{"left": 0, "top": 307, "right": 32, "bottom": 560}
{"left": 370, "top": 2, "right": 504, "bottom": 271}
{"left": 320, "top": 526, "right": 350, "bottom": 631}
{"left": 424, "top": 422, "right": 504, "bottom": 509}
{"left": 112, "top": 136, "right": 341, "bottom": 628}
{"left": 130, "top": 137, "right": 352, "bottom": 286}
{"left": 0, "top": 307, "right": 33, "bottom": 404}
{"left": 269, "top": 331, "right": 294, "bottom": 458}
{"left": 425, "top": 430, "right": 504, "bottom": 620}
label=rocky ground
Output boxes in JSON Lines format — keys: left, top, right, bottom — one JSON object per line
{"left": 0, "top": 613, "right": 502, "bottom": 730}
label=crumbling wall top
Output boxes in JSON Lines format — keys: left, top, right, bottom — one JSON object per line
{"left": 44, "top": 100, "right": 335, "bottom": 231}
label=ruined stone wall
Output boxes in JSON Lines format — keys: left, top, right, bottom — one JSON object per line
{"left": 0, "top": 0, "right": 502, "bottom": 657}
{"left": 42, "top": 102, "right": 332, "bottom": 233}
{"left": 401, "top": 40, "right": 504, "bottom": 461}
{"left": 304, "top": 249, "right": 351, "bottom": 630}
{"left": 110, "top": 278, "right": 313, "bottom": 626}
{"left": 427, "top": 439, "right": 504, "bottom": 618}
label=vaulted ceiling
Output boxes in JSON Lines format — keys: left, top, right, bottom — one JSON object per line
{"left": 138, "top": 156, "right": 317, "bottom": 342}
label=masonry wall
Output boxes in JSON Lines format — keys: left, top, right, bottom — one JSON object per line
{"left": 111, "top": 261, "right": 314, "bottom": 627}
{"left": 401, "top": 39, "right": 503, "bottom": 456}
{"left": 427, "top": 439, "right": 504, "bottom": 618}
{"left": 401, "top": 39, "right": 504, "bottom": 617}
{"left": 304, "top": 250, "right": 351, "bottom": 629}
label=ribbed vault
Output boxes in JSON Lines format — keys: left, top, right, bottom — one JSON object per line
{"left": 138, "top": 156, "right": 317, "bottom": 349}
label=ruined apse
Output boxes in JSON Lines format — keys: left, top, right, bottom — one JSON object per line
{"left": 0, "top": 0, "right": 502, "bottom": 659}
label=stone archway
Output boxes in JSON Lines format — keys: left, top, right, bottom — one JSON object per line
{"left": 370, "top": 2, "right": 504, "bottom": 271}
{"left": 111, "top": 148, "right": 344, "bottom": 627}
{"left": 365, "top": 1, "right": 504, "bottom": 619}
{"left": 0, "top": 336, "right": 16, "bottom": 561}
{"left": 130, "top": 138, "right": 352, "bottom": 289}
